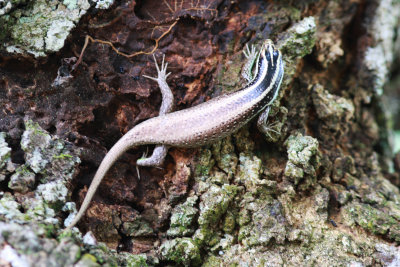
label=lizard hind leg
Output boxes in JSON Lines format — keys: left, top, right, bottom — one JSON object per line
{"left": 138, "top": 54, "right": 174, "bottom": 168}
{"left": 143, "top": 54, "right": 174, "bottom": 114}
{"left": 136, "top": 145, "right": 168, "bottom": 167}
{"left": 136, "top": 146, "right": 167, "bottom": 180}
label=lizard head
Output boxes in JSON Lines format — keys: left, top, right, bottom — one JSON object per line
{"left": 260, "top": 39, "right": 281, "bottom": 67}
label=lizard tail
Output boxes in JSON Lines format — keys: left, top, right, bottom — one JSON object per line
{"left": 65, "top": 128, "right": 141, "bottom": 232}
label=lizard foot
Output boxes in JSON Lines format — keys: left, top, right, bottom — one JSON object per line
{"left": 243, "top": 43, "right": 257, "bottom": 59}
{"left": 143, "top": 54, "right": 171, "bottom": 83}
{"left": 242, "top": 44, "right": 259, "bottom": 82}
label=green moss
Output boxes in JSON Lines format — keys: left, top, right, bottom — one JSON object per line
{"left": 286, "top": 6, "right": 302, "bottom": 20}
{"left": 24, "top": 120, "right": 48, "bottom": 137}
{"left": 238, "top": 196, "right": 287, "bottom": 247}
{"left": 0, "top": 193, "right": 29, "bottom": 222}
{"left": 53, "top": 153, "right": 73, "bottom": 159}
{"left": 57, "top": 228, "right": 75, "bottom": 240}
{"left": 233, "top": 126, "right": 255, "bottom": 153}
{"left": 125, "top": 254, "right": 148, "bottom": 267}
{"left": 278, "top": 16, "right": 316, "bottom": 60}
{"left": 160, "top": 238, "right": 201, "bottom": 266}
{"left": 216, "top": 51, "right": 250, "bottom": 92}
{"left": 194, "top": 148, "right": 214, "bottom": 178}
{"left": 13, "top": 164, "right": 31, "bottom": 175}
{"left": 276, "top": 16, "right": 317, "bottom": 92}
{"left": 203, "top": 255, "right": 223, "bottom": 267}
{"left": 8, "top": 165, "right": 36, "bottom": 193}
{"left": 222, "top": 211, "right": 236, "bottom": 234}
{"left": 343, "top": 202, "right": 400, "bottom": 241}
{"left": 192, "top": 184, "right": 239, "bottom": 247}
{"left": 39, "top": 223, "right": 57, "bottom": 237}
{"left": 1, "top": 0, "right": 90, "bottom": 57}
{"left": 88, "top": 243, "right": 119, "bottom": 266}
{"left": 284, "top": 132, "right": 320, "bottom": 189}
{"left": 211, "top": 137, "right": 238, "bottom": 177}
{"left": 121, "top": 218, "right": 154, "bottom": 237}
{"left": 284, "top": 162, "right": 304, "bottom": 183}
{"left": 198, "top": 185, "right": 238, "bottom": 227}
{"left": 236, "top": 153, "right": 263, "bottom": 192}
{"left": 167, "top": 196, "right": 198, "bottom": 237}
{"left": 76, "top": 254, "right": 99, "bottom": 267}
{"left": 312, "top": 84, "right": 355, "bottom": 132}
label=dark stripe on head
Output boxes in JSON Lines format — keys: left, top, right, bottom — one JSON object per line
{"left": 240, "top": 40, "right": 284, "bottom": 112}
{"left": 256, "top": 44, "right": 281, "bottom": 92}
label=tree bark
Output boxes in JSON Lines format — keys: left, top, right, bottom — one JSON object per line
{"left": 0, "top": 0, "right": 399, "bottom": 266}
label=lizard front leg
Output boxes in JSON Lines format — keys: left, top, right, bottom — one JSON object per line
{"left": 138, "top": 54, "right": 172, "bottom": 167}
{"left": 242, "top": 44, "right": 260, "bottom": 83}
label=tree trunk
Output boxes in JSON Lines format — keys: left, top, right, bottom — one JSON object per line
{"left": 0, "top": 0, "right": 399, "bottom": 266}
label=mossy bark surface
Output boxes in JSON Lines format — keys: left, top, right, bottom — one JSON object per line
{"left": 0, "top": 0, "right": 400, "bottom": 266}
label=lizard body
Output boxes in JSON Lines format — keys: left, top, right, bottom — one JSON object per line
{"left": 65, "top": 39, "right": 284, "bottom": 231}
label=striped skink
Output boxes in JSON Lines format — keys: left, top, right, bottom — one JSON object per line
{"left": 65, "top": 39, "right": 284, "bottom": 231}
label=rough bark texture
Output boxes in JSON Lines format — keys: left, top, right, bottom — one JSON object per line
{"left": 0, "top": 0, "right": 400, "bottom": 266}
